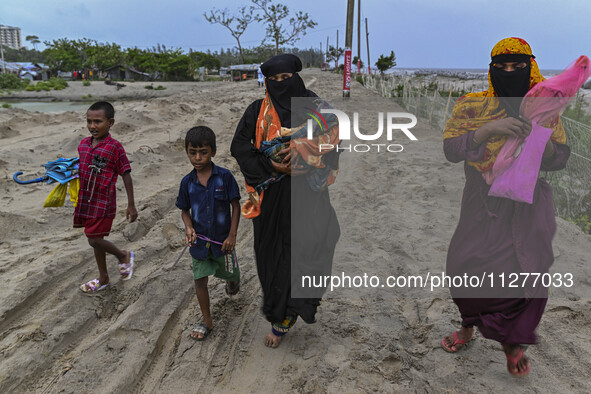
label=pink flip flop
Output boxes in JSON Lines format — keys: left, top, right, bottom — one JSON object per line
{"left": 506, "top": 347, "right": 531, "bottom": 376}
{"left": 441, "top": 331, "right": 473, "bottom": 353}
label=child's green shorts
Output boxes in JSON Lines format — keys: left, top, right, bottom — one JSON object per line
{"left": 192, "top": 249, "right": 240, "bottom": 282}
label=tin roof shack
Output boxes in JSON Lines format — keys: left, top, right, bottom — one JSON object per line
{"left": 0, "top": 60, "right": 22, "bottom": 75}
{"left": 1, "top": 61, "right": 50, "bottom": 80}
{"left": 18, "top": 63, "right": 50, "bottom": 80}
{"left": 104, "top": 65, "right": 151, "bottom": 81}
{"left": 228, "top": 64, "right": 259, "bottom": 81}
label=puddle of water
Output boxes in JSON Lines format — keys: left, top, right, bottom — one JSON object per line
{"left": 0, "top": 101, "right": 91, "bottom": 113}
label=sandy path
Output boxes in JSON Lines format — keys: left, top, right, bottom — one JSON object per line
{"left": 0, "top": 70, "right": 590, "bottom": 393}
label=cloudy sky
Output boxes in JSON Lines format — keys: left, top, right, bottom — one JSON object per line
{"left": 1, "top": 0, "right": 589, "bottom": 70}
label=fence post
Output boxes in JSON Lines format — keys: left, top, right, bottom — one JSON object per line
{"left": 428, "top": 88, "right": 437, "bottom": 126}
{"left": 442, "top": 87, "right": 453, "bottom": 128}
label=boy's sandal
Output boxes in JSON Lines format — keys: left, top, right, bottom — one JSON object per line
{"left": 190, "top": 323, "right": 211, "bottom": 341}
{"left": 119, "top": 251, "right": 135, "bottom": 281}
{"left": 441, "top": 331, "right": 473, "bottom": 353}
{"left": 225, "top": 281, "right": 240, "bottom": 296}
{"left": 79, "top": 278, "right": 109, "bottom": 294}
{"left": 505, "top": 347, "right": 530, "bottom": 376}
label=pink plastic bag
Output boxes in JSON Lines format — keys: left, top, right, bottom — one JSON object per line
{"left": 488, "top": 122, "right": 552, "bottom": 204}
{"left": 483, "top": 135, "right": 522, "bottom": 185}
{"left": 486, "top": 55, "right": 590, "bottom": 201}
{"left": 522, "top": 55, "right": 591, "bottom": 124}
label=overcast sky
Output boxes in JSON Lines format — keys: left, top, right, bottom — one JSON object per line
{"left": 1, "top": 0, "right": 589, "bottom": 70}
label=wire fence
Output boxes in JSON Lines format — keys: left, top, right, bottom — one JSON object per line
{"left": 362, "top": 73, "right": 591, "bottom": 232}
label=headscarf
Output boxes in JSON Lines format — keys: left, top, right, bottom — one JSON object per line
{"left": 261, "top": 54, "right": 308, "bottom": 127}
{"left": 443, "top": 37, "right": 566, "bottom": 173}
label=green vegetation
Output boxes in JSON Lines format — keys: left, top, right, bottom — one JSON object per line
{"left": 0, "top": 73, "right": 23, "bottom": 90}
{"left": 376, "top": 51, "right": 397, "bottom": 75}
{"left": 562, "top": 92, "right": 591, "bottom": 126}
{"left": 21, "top": 78, "right": 69, "bottom": 92}
{"left": 568, "top": 214, "right": 591, "bottom": 234}
{"left": 6, "top": 34, "right": 326, "bottom": 84}
{"left": 47, "top": 77, "right": 68, "bottom": 90}
{"left": 82, "top": 80, "right": 91, "bottom": 86}
{"left": 1, "top": 103, "right": 12, "bottom": 108}
{"left": 326, "top": 46, "right": 344, "bottom": 69}
{"left": 154, "top": 85, "right": 166, "bottom": 90}
{"left": 3, "top": 45, "right": 45, "bottom": 62}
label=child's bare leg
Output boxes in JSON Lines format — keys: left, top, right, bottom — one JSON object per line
{"left": 192, "top": 277, "right": 212, "bottom": 339}
{"left": 92, "top": 246, "right": 109, "bottom": 285}
{"left": 88, "top": 237, "right": 128, "bottom": 283}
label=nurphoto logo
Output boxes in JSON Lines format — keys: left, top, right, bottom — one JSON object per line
{"left": 306, "top": 109, "right": 418, "bottom": 153}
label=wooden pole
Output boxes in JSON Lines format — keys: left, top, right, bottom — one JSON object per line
{"left": 417, "top": 78, "right": 422, "bottom": 116}
{"left": 357, "top": 0, "right": 361, "bottom": 73}
{"left": 336, "top": 30, "right": 339, "bottom": 68}
{"left": 326, "top": 36, "right": 329, "bottom": 69}
{"left": 428, "top": 88, "right": 437, "bottom": 125}
{"left": 343, "top": 0, "right": 354, "bottom": 97}
{"left": 365, "top": 18, "right": 371, "bottom": 75}
{"left": 0, "top": 35, "right": 5, "bottom": 74}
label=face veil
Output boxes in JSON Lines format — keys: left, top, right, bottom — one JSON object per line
{"left": 489, "top": 53, "right": 532, "bottom": 118}
{"left": 261, "top": 54, "right": 308, "bottom": 127}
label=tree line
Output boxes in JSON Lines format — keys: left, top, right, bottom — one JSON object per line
{"left": 3, "top": 0, "right": 398, "bottom": 80}
{"left": 3, "top": 40, "right": 328, "bottom": 80}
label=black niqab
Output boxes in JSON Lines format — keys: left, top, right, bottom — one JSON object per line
{"left": 489, "top": 54, "right": 532, "bottom": 118}
{"left": 261, "top": 54, "right": 309, "bottom": 127}
{"left": 265, "top": 74, "right": 308, "bottom": 127}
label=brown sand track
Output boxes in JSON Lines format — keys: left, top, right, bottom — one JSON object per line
{"left": 1, "top": 70, "right": 590, "bottom": 393}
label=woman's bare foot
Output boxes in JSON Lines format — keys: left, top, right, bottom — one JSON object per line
{"left": 264, "top": 332, "right": 282, "bottom": 348}
{"left": 441, "top": 326, "right": 474, "bottom": 352}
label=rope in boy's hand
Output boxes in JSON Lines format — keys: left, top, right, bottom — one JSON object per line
{"left": 165, "top": 244, "right": 189, "bottom": 271}
{"left": 165, "top": 234, "right": 237, "bottom": 272}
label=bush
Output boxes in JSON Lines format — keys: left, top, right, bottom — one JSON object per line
{"left": 0, "top": 73, "right": 22, "bottom": 90}
{"left": 154, "top": 85, "right": 166, "bottom": 90}
{"left": 144, "top": 84, "right": 154, "bottom": 89}
{"left": 1, "top": 102, "right": 12, "bottom": 108}
{"left": 82, "top": 80, "right": 91, "bottom": 86}
{"left": 35, "top": 82, "right": 50, "bottom": 91}
{"left": 47, "top": 77, "right": 68, "bottom": 90}
{"left": 25, "top": 85, "right": 36, "bottom": 91}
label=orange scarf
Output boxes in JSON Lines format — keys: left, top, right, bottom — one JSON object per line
{"left": 241, "top": 94, "right": 340, "bottom": 218}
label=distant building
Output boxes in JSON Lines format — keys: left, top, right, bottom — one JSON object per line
{"left": 0, "top": 25, "right": 22, "bottom": 49}
{"left": 224, "top": 64, "right": 259, "bottom": 81}
{"left": 104, "top": 65, "right": 152, "bottom": 81}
